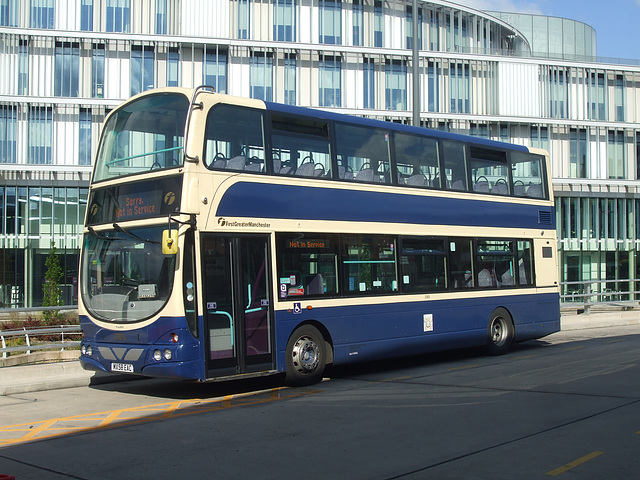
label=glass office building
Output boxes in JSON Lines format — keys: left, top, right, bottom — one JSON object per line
{"left": 0, "top": 0, "right": 639, "bottom": 307}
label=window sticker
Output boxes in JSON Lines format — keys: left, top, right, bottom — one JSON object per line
{"left": 423, "top": 314, "right": 434, "bottom": 332}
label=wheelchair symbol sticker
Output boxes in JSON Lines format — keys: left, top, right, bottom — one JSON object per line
{"left": 293, "top": 302, "right": 302, "bottom": 314}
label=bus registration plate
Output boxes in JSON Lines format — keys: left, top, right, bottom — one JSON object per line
{"left": 111, "top": 363, "right": 134, "bottom": 373}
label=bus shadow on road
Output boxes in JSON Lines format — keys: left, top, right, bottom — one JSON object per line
{"left": 90, "top": 339, "right": 557, "bottom": 400}
{"left": 90, "top": 372, "right": 288, "bottom": 400}
{"left": 89, "top": 331, "right": 638, "bottom": 400}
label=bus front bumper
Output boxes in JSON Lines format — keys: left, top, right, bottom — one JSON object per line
{"left": 79, "top": 350, "right": 202, "bottom": 381}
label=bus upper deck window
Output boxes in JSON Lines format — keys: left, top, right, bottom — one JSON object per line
{"left": 469, "top": 147, "right": 508, "bottom": 195}
{"left": 93, "top": 93, "right": 189, "bottom": 182}
{"left": 204, "top": 105, "right": 266, "bottom": 173}
{"left": 442, "top": 140, "right": 468, "bottom": 191}
{"left": 335, "top": 124, "right": 391, "bottom": 184}
{"left": 510, "top": 151, "right": 546, "bottom": 199}
{"left": 270, "top": 115, "right": 331, "bottom": 178}
{"left": 394, "top": 133, "right": 440, "bottom": 188}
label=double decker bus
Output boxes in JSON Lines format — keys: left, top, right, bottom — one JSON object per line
{"left": 79, "top": 86, "right": 560, "bottom": 386}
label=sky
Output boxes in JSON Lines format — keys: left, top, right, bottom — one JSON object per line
{"left": 452, "top": 0, "right": 640, "bottom": 61}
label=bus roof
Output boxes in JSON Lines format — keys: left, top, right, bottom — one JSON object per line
{"left": 264, "top": 100, "right": 530, "bottom": 153}
{"left": 108, "top": 88, "right": 529, "bottom": 154}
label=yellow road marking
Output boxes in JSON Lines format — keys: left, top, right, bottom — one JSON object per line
{"left": 22, "top": 418, "right": 57, "bottom": 442}
{"left": 562, "top": 346, "right": 585, "bottom": 352}
{"left": 161, "top": 400, "right": 183, "bottom": 418}
{"left": 447, "top": 364, "right": 480, "bottom": 372}
{"left": 380, "top": 376, "right": 412, "bottom": 382}
{"left": 99, "top": 409, "right": 125, "bottom": 427}
{"left": 0, "top": 387, "right": 320, "bottom": 447}
{"left": 546, "top": 451, "right": 604, "bottom": 476}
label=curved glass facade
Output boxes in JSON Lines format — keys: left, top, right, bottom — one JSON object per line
{"left": 0, "top": 0, "right": 639, "bottom": 306}
{"left": 489, "top": 12, "right": 596, "bottom": 61}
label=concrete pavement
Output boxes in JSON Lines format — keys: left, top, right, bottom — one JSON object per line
{"left": 1, "top": 308, "right": 638, "bottom": 396}
{"left": 560, "top": 305, "right": 640, "bottom": 330}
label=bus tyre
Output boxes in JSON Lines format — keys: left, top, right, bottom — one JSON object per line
{"left": 285, "top": 325, "right": 326, "bottom": 386}
{"left": 487, "top": 308, "right": 514, "bottom": 356}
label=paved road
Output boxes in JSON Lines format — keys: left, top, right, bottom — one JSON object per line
{"left": 1, "top": 324, "right": 640, "bottom": 479}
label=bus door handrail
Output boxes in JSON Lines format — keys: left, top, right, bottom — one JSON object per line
{"left": 207, "top": 310, "right": 234, "bottom": 348}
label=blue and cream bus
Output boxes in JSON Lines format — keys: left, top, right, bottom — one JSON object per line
{"left": 78, "top": 86, "right": 560, "bottom": 386}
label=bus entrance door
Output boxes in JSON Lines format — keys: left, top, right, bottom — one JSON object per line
{"left": 202, "top": 235, "right": 274, "bottom": 378}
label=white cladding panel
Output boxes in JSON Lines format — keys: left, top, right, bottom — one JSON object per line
{"left": 498, "top": 62, "right": 540, "bottom": 118}
{"left": 182, "top": 0, "right": 229, "bottom": 38}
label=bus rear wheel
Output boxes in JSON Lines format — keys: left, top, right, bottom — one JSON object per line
{"left": 487, "top": 308, "right": 514, "bottom": 356}
{"left": 285, "top": 325, "right": 326, "bottom": 386}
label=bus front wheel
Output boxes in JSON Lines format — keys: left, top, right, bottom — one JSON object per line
{"left": 487, "top": 308, "right": 514, "bottom": 356}
{"left": 285, "top": 325, "right": 326, "bottom": 386}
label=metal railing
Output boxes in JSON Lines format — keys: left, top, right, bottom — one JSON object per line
{"left": 1, "top": 324, "right": 81, "bottom": 358}
{"left": 560, "top": 279, "right": 640, "bottom": 314}
{"left": 0, "top": 305, "right": 77, "bottom": 314}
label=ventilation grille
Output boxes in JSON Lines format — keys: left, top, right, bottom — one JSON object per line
{"left": 538, "top": 210, "right": 553, "bottom": 225}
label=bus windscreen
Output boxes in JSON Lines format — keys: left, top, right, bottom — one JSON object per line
{"left": 93, "top": 92, "right": 189, "bottom": 183}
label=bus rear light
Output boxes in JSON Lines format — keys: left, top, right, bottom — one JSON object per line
{"left": 170, "top": 333, "right": 179, "bottom": 343}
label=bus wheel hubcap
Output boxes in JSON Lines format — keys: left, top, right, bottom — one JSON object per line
{"left": 491, "top": 318, "right": 506, "bottom": 346}
{"left": 292, "top": 336, "right": 320, "bottom": 374}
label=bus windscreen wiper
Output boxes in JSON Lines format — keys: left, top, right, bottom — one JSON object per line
{"left": 112, "top": 223, "right": 160, "bottom": 245}
{"left": 87, "top": 226, "right": 114, "bottom": 240}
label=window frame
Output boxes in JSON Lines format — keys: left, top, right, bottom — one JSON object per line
{"left": 275, "top": 233, "right": 537, "bottom": 301}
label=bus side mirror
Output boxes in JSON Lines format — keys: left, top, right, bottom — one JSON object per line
{"left": 162, "top": 229, "right": 178, "bottom": 255}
